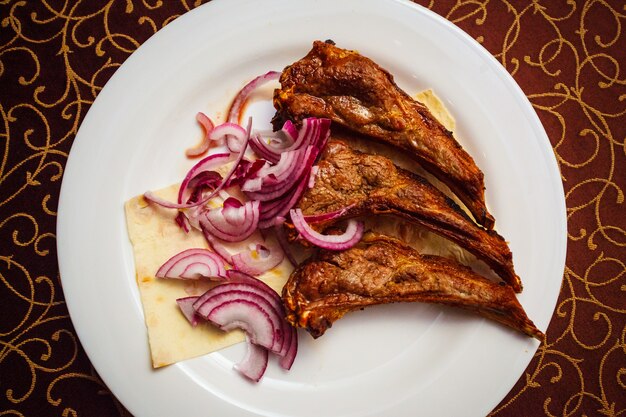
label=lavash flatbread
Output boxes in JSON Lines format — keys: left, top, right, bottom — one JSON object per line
{"left": 125, "top": 185, "right": 293, "bottom": 367}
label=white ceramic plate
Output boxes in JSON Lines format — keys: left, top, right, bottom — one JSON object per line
{"left": 57, "top": 0, "right": 567, "bottom": 416}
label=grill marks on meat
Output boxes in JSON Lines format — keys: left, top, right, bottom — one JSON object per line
{"left": 283, "top": 232, "right": 543, "bottom": 340}
{"left": 294, "top": 140, "right": 522, "bottom": 292}
{"left": 273, "top": 40, "right": 495, "bottom": 229}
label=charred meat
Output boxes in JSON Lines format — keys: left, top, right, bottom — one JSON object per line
{"left": 290, "top": 140, "right": 522, "bottom": 292}
{"left": 283, "top": 231, "right": 543, "bottom": 340}
{"left": 273, "top": 40, "right": 495, "bottom": 229}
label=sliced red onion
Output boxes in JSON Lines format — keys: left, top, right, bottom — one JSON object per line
{"left": 225, "top": 270, "right": 281, "bottom": 297}
{"left": 180, "top": 204, "right": 206, "bottom": 231}
{"left": 171, "top": 120, "right": 254, "bottom": 213}
{"left": 249, "top": 118, "right": 331, "bottom": 227}
{"left": 253, "top": 152, "right": 315, "bottom": 220}
{"left": 227, "top": 71, "right": 281, "bottom": 124}
{"left": 194, "top": 286, "right": 285, "bottom": 352}
{"left": 281, "top": 120, "right": 298, "bottom": 142}
{"left": 156, "top": 248, "right": 227, "bottom": 279}
{"left": 189, "top": 271, "right": 298, "bottom": 377}
{"left": 192, "top": 275, "right": 298, "bottom": 379}
{"left": 210, "top": 122, "right": 248, "bottom": 153}
{"left": 143, "top": 153, "right": 231, "bottom": 210}
{"left": 279, "top": 327, "right": 298, "bottom": 370}
{"left": 308, "top": 165, "right": 319, "bottom": 188}
{"left": 249, "top": 118, "right": 329, "bottom": 164}
{"left": 231, "top": 241, "right": 284, "bottom": 276}
{"left": 193, "top": 283, "right": 275, "bottom": 312}
{"left": 302, "top": 204, "right": 356, "bottom": 224}
{"left": 251, "top": 122, "right": 298, "bottom": 151}
{"left": 150, "top": 119, "right": 252, "bottom": 212}
{"left": 224, "top": 159, "right": 265, "bottom": 188}
{"left": 200, "top": 199, "right": 260, "bottom": 242}
{"left": 185, "top": 112, "right": 214, "bottom": 157}
{"left": 249, "top": 134, "right": 281, "bottom": 164}
{"left": 205, "top": 299, "right": 278, "bottom": 352}
{"left": 143, "top": 191, "right": 195, "bottom": 210}
{"left": 257, "top": 176, "right": 310, "bottom": 229}
{"left": 234, "top": 335, "right": 268, "bottom": 382}
{"left": 218, "top": 190, "right": 232, "bottom": 200}
{"left": 290, "top": 208, "right": 364, "bottom": 250}
{"left": 202, "top": 229, "right": 234, "bottom": 264}
{"left": 194, "top": 274, "right": 284, "bottom": 317}
{"left": 178, "top": 152, "right": 230, "bottom": 205}
{"left": 248, "top": 150, "right": 299, "bottom": 184}
{"left": 241, "top": 175, "right": 263, "bottom": 192}
{"left": 272, "top": 218, "right": 298, "bottom": 267}
{"left": 289, "top": 117, "right": 331, "bottom": 151}
{"left": 217, "top": 272, "right": 292, "bottom": 357}
{"left": 243, "top": 147, "right": 314, "bottom": 202}
{"left": 148, "top": 104, "right": 341, "bottom": 381}
{"left": 177, "top": 152, "right": 233, "bottom": 203}
{"left": 201, "top": 118, "right": 252, "bottom": 200}
{"left": 183, "top": 171, "right": 224, "bottom": 205}
{"left": 221, "top": 198, "right": 244, "bottom": 222}
{"left": 175, "top": 211, "right": 191, "bottom": 233}
{"left": 276, "top": 316, "right": 292, "bottom": 359}
{"left": 176, "top": 296, "right": 201, "bottom": 326}
{"left": 258, "top": 197, "right": 286, "bottom": 221}
{"left": 249, "top": 120, "right": 298, "bottom": 164}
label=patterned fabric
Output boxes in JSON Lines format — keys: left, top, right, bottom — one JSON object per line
{"left": 1, "top": 1, "right": 623, "bottom": 415}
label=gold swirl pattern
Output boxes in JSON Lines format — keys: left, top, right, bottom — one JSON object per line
{"left": 0, "top": 0, "right": 623, "bottom": 416}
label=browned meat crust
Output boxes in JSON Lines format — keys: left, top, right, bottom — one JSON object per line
{"left": 282, "top": 232, "right": 543, "bottom": 340}
{"left": 291, "top": 140, "right": 522, "bottom": 292}
{"left": 273, "top": 40, "right": 495, "bottom": 229}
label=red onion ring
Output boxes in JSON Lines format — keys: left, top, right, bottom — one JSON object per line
{"left": 242, "top": 147, "right": 312, "bottom": 201}
{"left": 176, "top": 296, "right": 201, "bottom": 326}
{"left": 257, "top": 175, "right": 310, "bottom": 229}
{"left": 308, "top": 165, "right": 319, "bottom": 188}
{"left": 175, "top": 211, "right": 191, "bottom": 233}
{"left": 227, "top": 71, "right": 281, "bottom": 124}
{"left": 156, "top": 248, "right": 227, "bottom": 279}
{"left": 235, "top": 335, "right": 268, "bottom": 382}
{"left": 210, "top": 122, "right": 248, "bottom": 153}
{"left": 302, "top": 204, "right": 356, "bottom": 224}
{"left": 206, "top": 299, "right": 278, "bottom": 351}
{"left": 186, "top": 273, "right": 297, "bottom": 380}
{"left": 177, "top": 153, "right": 232, "bottom": 204}
{"left": 195, "top": 289, "right": 284, "bottom": 353}
{"left": 225, "top": 270, "right": 279, "bottom": 296}
{"left": 200, "top": 199, "right": 260, "bottom": 242}
{"left": 249, "top": 120, "right": 298, "bottom": 164}
{"left": 222, "top": 271, "right": 293, "bottom": 358}
{"left": 279, "top": 326, "right": 298, "bottom": 370}
{"left": 145, "top": 119, "right": 251, "bottom": 211}
{"left": 200, "top": 118, "right": 252, "bottom": 203}
{"left": 224, "top": 159, "right": 265, "bottom": 188}
{"left": 249, "top": 118, "right": 328, "bottom": 165}
{"left": 201, "top": 228, "right": 233, "bottom": 264}
{"left": 289, "top": 208, "right": 364, "bottom": 250}
{"left": 272, "top": 217, "right": 298, "bottom": 267}
{"left": 185, "top": 112, "right": 215, "bottom": 158}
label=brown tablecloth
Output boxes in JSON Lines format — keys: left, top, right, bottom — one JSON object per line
{"left": 1, "top": 1, "right": 624, "bottom": 416}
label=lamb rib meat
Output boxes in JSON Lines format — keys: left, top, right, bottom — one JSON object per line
{"left": 283, "top": 231, "right": 543, "bottom": 340}
{"left": 273, "top": 40, "right": 495, "bottom": 229}
{"left": 288, "top": 140, "right": 522, "bottom": 292}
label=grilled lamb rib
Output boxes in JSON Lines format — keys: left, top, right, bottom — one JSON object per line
{"left": 283, "top": 231, "right": 543, "bottom": 340}
{"left": 289, "top": 140, "right": 522, "bottom": 292}
{"left": 273, "top": 40, "right": 495, "bottom": 229}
